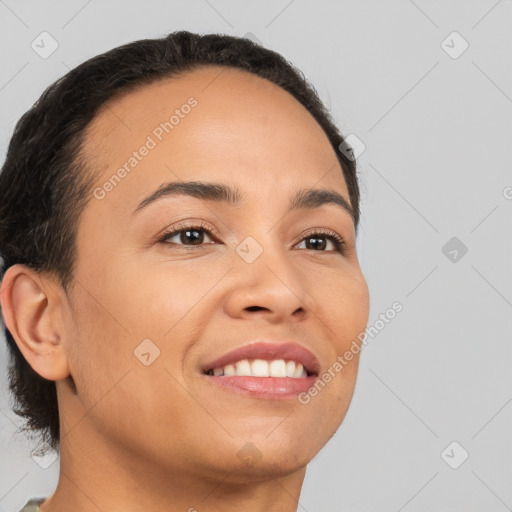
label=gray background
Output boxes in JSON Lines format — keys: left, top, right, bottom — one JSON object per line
{"left": 1, "top": 1, "right": 511, "bottom": 510}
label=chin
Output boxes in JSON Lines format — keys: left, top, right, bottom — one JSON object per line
{"left": 234, "top": 433, "right": 322, "bottom": 479}
{"left": 215, "top": 451, "right": 313, "bottom": 485}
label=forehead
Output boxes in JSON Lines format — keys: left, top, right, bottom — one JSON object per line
{"left": 81, "top": 66, "right": 348, "bottom": 213}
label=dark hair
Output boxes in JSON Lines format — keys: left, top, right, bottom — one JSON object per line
{"left": 0, "top": 30, "right": 361, "bottom": 453}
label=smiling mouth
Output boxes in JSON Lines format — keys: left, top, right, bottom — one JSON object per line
{"left": 203, "top": 358, "right": 316, "bottom": 378}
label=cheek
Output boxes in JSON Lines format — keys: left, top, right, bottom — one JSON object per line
{"left": 110, "top": 257, "right": 228, "bottom": 338}
{"left": 62, "top": 295, "right": 173, "bottom": 445}
{"left": 324, "top": 271, "right": 370, "bottom": 345}
{"left": 65, "top": 288, "right": 135, "bottom": 407}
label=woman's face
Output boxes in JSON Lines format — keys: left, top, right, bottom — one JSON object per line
{"left": 62, "top": 66, "right": 370, "bottom": 480}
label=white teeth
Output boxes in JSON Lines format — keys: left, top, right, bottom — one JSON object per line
{"left": 208, "top": 359, "right": 310, "bottom": 378}
{"left": 223, "top": 364, "right": 236, "bottom": 376}
{"left": 292, "top": 363, "right": 304, "bottom": 378}
{"left": 269, "top": 359, "right": 287, "bottom": 377}
{"left": 235, "top": 360, "right": 252, "bottom": 376}
{"left": 251, "top": 359, "right": 270, "bottom": 377}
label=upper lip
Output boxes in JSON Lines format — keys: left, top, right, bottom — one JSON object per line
{"left": 202, "top": 340, "right": 320, "bottom": 376}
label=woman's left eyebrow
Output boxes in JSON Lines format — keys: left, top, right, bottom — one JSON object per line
{"left": 131, "top": 180, "right": 354, "bottom": 222}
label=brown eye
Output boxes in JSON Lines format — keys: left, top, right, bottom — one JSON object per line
{"left": 162, "top": 228, "right": 213, "bottom": 246}
{"left": 296, "top": 230, "right": 345, "bottom": 254}
{"left": 158, "top": 221, "right": 217, "bottom": 248}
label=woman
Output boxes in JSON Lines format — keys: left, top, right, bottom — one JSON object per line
{"left": 0, "top": 30, "right": 370, "bottom": 512}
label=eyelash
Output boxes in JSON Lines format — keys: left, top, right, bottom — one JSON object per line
{"left": 158, "top": 220, "right": 346, "bottom": 254}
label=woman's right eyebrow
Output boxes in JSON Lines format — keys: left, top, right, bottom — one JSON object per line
{"left": 131, "top": 180, "right": 354, "bottom": 223}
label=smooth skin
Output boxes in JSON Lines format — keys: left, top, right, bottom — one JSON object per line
{"left": 1, "top": 66, "right": 370, "bottom": 512}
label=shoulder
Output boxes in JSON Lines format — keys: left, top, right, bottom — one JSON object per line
{"left": 18, "top": 497, "right": 46, "bottom": 512}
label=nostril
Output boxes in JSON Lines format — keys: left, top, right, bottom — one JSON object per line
{"left": 246, "top": 306, "right": 265, "bottom": 312}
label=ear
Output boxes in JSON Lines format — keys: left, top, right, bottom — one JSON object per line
{"left": 0, "top": 264, "right": 70, "bottom": 381}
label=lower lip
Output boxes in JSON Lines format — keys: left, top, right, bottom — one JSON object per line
{"left": 203, "top": 375, "right": 317, "bottom": 399}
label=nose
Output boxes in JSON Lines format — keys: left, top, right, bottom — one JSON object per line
{"left": 222, "top": 241, "right": 315, "bottom": 324}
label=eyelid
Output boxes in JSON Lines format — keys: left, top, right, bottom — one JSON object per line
{"left": 295, "top": 227, "right": 345, "bottom": 244}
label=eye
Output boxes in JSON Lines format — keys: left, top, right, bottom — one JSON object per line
{"left": 158, "top": 221, "right": 217, "bottom": 248}
{"left": 296, "top": 229, "right": 346, "bottom": 254}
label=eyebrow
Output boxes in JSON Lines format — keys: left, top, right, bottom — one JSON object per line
{"left": 131, "top": 181, "right": 354, "bottom": 222}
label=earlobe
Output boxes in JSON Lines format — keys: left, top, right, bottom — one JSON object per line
{"left": 0, "top": 264, "right": 70, "bottom": 381}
